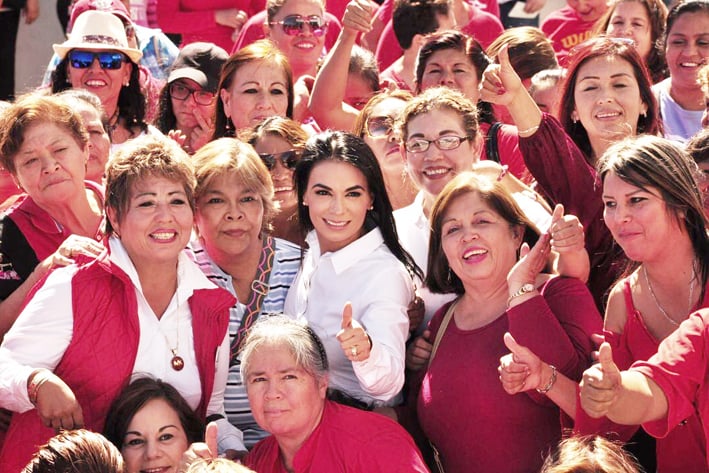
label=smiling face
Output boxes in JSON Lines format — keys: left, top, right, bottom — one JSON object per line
{"left": 12, "top": 121, "right": 89, "bottom": 206}
{"left": 266, "top": 0, "right": 326, "bottom": 76}
{"left": 403, "top": 108, "right": 480, "bottom": 200}
{"left": 253, "top": 134, "right": 298, "bottom": 208}
{"left": 572, "top": 55, "right": 647, "bottom": 153}
{"left": 108, "top": 176, "right": 194, "bottom": 273}
{"left": 419, "top": 49, "right": 480, "bottom": 102}
{"left": 440, "top": 191, "right": 521, "bottom": 287}
{"left": 196, "top": 172, "right": 265, "bottom": 263}
{"left": 220, "top": 60, "right": 290, "bottom": 131}
{"left": 76, "top": 104, "right": 111, "bottom": 183}
{"left": 121, "top": 398, "right": 190, "bottom": 473}
{"left": 302, "top": 160, "right": 373, "bottom": 253}
{"left": 665, "top": 11, "right": 709, "bottom": 91}
{"left": 606, "top": 1, "right": 653, "bottom": 60}
{"left": 67, "top": 48, "right": 132, "bottom": 113}
{"left": 602, "top": 171, "right": 684, "bottom": 262}
{"left": 245, "top": 343, "right": 327, "bottom": 443}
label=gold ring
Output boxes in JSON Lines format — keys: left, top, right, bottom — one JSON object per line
{"left": 351, "top": 346, "right": 357, "bottom": 357}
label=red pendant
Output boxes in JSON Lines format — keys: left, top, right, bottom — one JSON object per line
{"left": 171, "top": 355, "right": 185, "bottom": 371}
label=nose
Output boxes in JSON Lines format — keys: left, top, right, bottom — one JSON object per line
{"left": 439, "top": 70, "right": 454, "bottom": 86}
{"left": 329, "top": 195, "right": 344, "bottom": 214}
{"left": 461, "top": 225, "right": 478, "bottom": 242}
{"left": 264, "top": 380, "right": 283, "bottom": 400}
{"left": 40, "top": 153, "right": 60, "bottom": 174}
{"left": 145, "top": 440, "right": 162, "bottom": 460}
{"left": 225, "top": 201, "right": 244, "bottom": 221}
{"left": 255, "top": 93, "right": 273, "bottom": 111}
{"left": 88, "top": 57, "right": 103, "bottom": 71}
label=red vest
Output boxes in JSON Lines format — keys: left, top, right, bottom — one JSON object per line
{"left": 0, "top": 253, "right": 233, "bottom": 471}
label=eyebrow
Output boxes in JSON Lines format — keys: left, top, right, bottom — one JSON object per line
{"left": 441, "top": 210, "right": 492, "bottom": 224}
{"left": 578, "top": 72, "right": 634, "bottom": 81}
{"left": 409, "top": 129, "right": 463, "bottom": 139}
{"left": 125, "top": 424, "right": 180, "bottom": 436}
{"left": 602, "top": 189, "right": 645, "bottom": 199}
{"left": 21, "top": 138, "right": 65, "bottom": 154}
{"left": 311, "top": 183, "right": 366, "bottom": 192}
{"left": 133, "top": 190, "right": 187, "bottom": 199}
{"left": 239, "top": 81, "right": 287, "bottom": 88}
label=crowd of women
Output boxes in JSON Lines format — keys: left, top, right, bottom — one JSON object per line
{"left": 0, "top": 0, "right": 708, "bottom": 470}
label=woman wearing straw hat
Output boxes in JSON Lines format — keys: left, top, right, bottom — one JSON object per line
{"left": 50, "top": 10, "right": 155, "bottom": 151}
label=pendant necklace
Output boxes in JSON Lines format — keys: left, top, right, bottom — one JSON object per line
{"left": 643, "top": 264, "right": 696, "bottom": 328}
{"left": 162, "top": 317, "right": 185, "bottom": 371}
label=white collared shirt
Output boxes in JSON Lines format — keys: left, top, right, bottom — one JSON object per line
{"left": 284, "top": 228, "right": 412, "bottom": 406}
{"left": 0, "top": 236, "right": 243, "bottom": 450}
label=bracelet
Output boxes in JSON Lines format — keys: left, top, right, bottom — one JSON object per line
{"left": 27, "top": 369, "right": 51, "bottom": 406}
{"left": 517, "top": 124, "right": 540, "bottom": 137}
{"left": 536, "top": 364, "right": 557, "bottom": 394}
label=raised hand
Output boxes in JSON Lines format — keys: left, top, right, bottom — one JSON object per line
{"left": 189, "top": 107, "right": 215, "bottom": 153}
{"left": 479, "top": 45, "right": 525, "bottom": 108}
{"left": 406, "top": 329, "right": 433, "bottom": 371}
{"left": 498, "top": 332, "right": 544, "bottom": 395}
{"left": 550, "top": 204, "right": 585, "bottom": 255}
{"left": 507, "top": 232, "right": 551, "bottom": 295}
{"left": 336, "top": 302, "right": 372, "bottom": 362}
{"left": 580, "top": 342, "right": 622, "bottom": 418}
{"left": 342, "top": 0, "right": 375, "bottom": 34}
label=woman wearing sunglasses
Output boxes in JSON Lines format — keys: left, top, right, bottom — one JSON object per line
{"left": 189, "top": 138, "right": 302, "bottom": 449}
{"left": 353, "top": 90, "right": 418, "bottom": 211}
{"left": 244, "top": 116, "right": 309, "bottom": 247}
{"left": 50, "top": 11, "right": 152, "bottom": 151}
{"left": 156, "top": 43, "right": 229, "bottom": 155}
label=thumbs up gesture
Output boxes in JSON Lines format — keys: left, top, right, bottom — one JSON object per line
{"left": 498, "top": 332, "right": 544, "bottom": 394}
{"left": 580, "top": 342, "right": 622, "bottom": 418}
{"left": 342, "top": 0, "right": 375, "bottom": 34}
{"left": 479, "top": 44, "right": 524, "bottom": 107}
{"left": 179, "top": 421, "right": 219, "bottom": 470}
{"left": 337, "top": 302, "right": 372, "bottom": 362}
{"left": 550, "top": 204, "right": 586, "bottom": 254}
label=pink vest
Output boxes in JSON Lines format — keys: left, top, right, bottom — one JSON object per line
{"left": 0, "top": 253, "right": 233, "bottom": 471}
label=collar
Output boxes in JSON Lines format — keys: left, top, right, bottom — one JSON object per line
{"left": 305, "top": 227, "right": 385, "bottom": 275}
{"left": 396, "top": 191, "right": 428, "bottom": 230}
{"left": 108, "top": 236, "right": 216, "bottom": 305}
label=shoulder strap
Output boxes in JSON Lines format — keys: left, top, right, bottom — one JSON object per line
{"left": 485, "top": 122, "right": 503, "bottom": 164}
{"left": 429, "top": 299, "right": 459, "bottom": 364}
{"left": 622, "top": 279, "right": 635, "bottom": 317}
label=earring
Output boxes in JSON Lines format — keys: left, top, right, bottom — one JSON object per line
{"left": 368, "top": 205, "right": 374, "bottom": 211}
{"left": 446, "top": 267, "right": 452, "bottom": 284}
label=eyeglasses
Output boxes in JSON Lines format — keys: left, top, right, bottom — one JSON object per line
{"left": 68, "top": 50, "right": 127, "bottom": 70}
{"left": 404, "top": 135, "right": 471, "bottom": 153}
{"left": 169, "top": 83, "right": 215, "bottom": 106}
{"left": 270, "top": 15, "right": 327, "bottom": 37}
{"left": 259, "top": 150, "right": 300, "bottom": 170}
{"left": 365, "top": 115, "right": 396, "bottom": 138}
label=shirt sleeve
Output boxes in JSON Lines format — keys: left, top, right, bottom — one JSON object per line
{"left": 352, "top": 267, "right": 412, "bottom": 402}
{"left": 632, "top": 311, "right": 708, "bottom": 439}
{"left": 0, "top": 265, "right": 77, "bottom": 412}
{"left": 211, "top": 330, "right": 246, "bottom": 453}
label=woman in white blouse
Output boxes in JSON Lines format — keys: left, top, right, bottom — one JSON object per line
{"left": 284, "top": 131, "right": 422, "bottom": 408}
{"left": 0, "top": 135, "right": 243, "bottom": 471}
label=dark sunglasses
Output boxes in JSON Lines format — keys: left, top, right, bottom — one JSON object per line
{"left": 169, "top": 83, "right": 215, "bottom": 106}
{"left": 270, "top": 15, "right": 327, "bottom": 37}
{"left": 365, "top": 115, "right": 396, "bottom": 138}
{"left": 258, "top": 150, "right": 300, "bottom": 170}
{"left": 68, "top": 50, "right": 127, "bottom": 70}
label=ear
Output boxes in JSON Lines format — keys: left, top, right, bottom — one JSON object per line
{"left": 411, "top": 33, "right": 426, "bottom": 51}
{"left": 10, "top": 173, "right": 24, "bottom": 192}
{"left": 640, "top": 102, "right": 648, "bottom": 117}
{"left": 263, "top": 21, "right": 271, "bottom": 37}
{"left": 470, "top": 134, "right": 483, "bottom": 163}
{"left": 511, "top": 224, "right": 525, "bottom": 246}
{"left": 317, "top": 374, "right": 329, "bottom": 399}
{"left": 106, "top": 206, "right": 121, "bottom": 236}
{"left": 220, "top": 88, "right": 231, "bottom": 119}
{"left": 571, "top": 109, "right": 580, "bottom": 123}
{"left": 122, "top": 61, "right": 133, "bottom": 86}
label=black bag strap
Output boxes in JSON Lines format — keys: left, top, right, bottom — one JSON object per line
{"left": 485, "top": 122, "right": 503, "bottom": 164}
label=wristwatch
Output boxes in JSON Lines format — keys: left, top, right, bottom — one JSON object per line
{"left": 507, "top": 283, "right": 536, "bottom": 307}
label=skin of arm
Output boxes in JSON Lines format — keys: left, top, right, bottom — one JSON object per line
{"left": 309, "top": 0, "right": 373, "bottom": 131}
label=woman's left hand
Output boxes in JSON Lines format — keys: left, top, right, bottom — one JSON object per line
{"left": 337, "top": 302, "right": 372, "bottom": 362}
{"left": 549, "top": 204, "right": 585, "bottom": 254}
{"left": 507, "top": 232, "right": 551, "bottom": 291}
{"left": 180, "top": 421, "right": 218, "bottom": 471}
{"left": 189, "top": 108, "right": 215, "bottom": 153}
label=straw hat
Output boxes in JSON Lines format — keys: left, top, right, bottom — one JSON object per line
{"left": 53, "top": 10, "right": 142, "bottom": 64}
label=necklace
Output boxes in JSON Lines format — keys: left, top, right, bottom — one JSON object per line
{"left": 106, "top": 108, "right": 120, "bottom": 135}
{"left": 643, "top": 264, "right": 696, "bottom": 327}
{"left": 162, "top": 317, "right": 185, "bottom": 371}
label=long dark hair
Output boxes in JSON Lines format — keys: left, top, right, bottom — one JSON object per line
{"left": 154, "top": 85, "right": 176, "bottom": 134}
{"left": 294, "top": 131, "right": 423, "bottom": 281}
{"left": 51, "top": 55, "right": 147, "bottom": 134}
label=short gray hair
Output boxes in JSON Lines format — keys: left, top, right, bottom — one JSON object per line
{"left": 239, "top": 315, "right": 328, "bottom": 382}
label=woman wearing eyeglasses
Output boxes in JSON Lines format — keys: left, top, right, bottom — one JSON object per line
{"left": 353, "top": 90, "right": 418, "bottom": 211}
{"left": 50, "top": 11, "right": 153, "bottom": 151}
{"left": 189, "top": 137, "right": 302, "bottom": 449}
{"left": 243, "top": 116, "right": 309, "bottom": 247}
{"left": 156, "top": 43, "right": 229, "bottom": 155}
